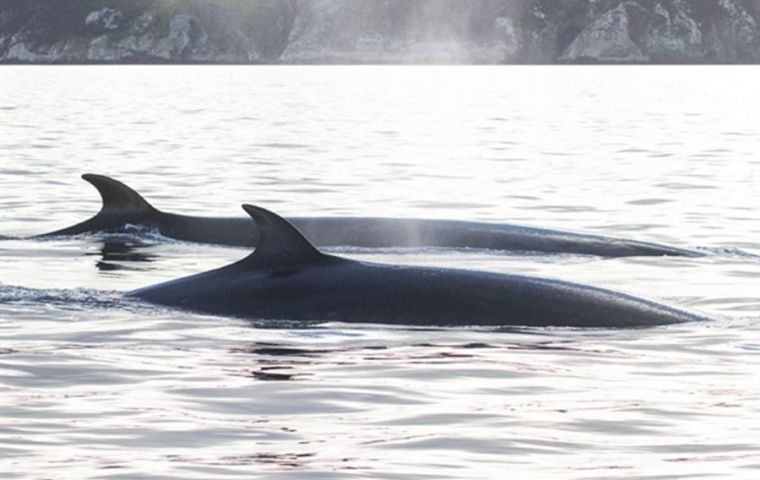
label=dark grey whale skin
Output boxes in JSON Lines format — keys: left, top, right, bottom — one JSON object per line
{"left": 127, "top": 205, "right": 708, "bottom": 328}
{"left": 40, "top": 174, "right": 699, "bottom": 258}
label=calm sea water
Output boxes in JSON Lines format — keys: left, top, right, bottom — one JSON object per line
{"left": 1, "top": 66, "right": 759, "bottom": 479}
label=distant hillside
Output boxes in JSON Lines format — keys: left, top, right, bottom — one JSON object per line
{"left": 1, "top": 0, "right": 758, "bottom": 64}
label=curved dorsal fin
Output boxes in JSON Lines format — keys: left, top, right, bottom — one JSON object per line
{"left": 240, "top": 204, "right": 326, "bottom": 267}
{"left": 82, "top": 174, "right": 157, "bottom": 215}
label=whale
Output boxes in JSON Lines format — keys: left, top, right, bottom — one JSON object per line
{"left": 128, "top": 204, "right": 708, "bottom": 328}
{"left": 39, "top": 174, "right": 698, "bottom": 258}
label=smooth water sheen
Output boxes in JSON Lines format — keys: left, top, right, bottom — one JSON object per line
{"left": 1, "top": 66, "right": 759, "bottom": 479}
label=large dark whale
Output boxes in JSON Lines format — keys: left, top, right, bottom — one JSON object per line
{"left": 128, "top": 204, "right": 707, "bottom": 328}
{"left": 40, "top": 174, "right": 697, "bottom": 258}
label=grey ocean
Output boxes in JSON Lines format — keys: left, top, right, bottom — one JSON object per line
{"left": 1, "top": 66, "right": 759, "bottom": 479}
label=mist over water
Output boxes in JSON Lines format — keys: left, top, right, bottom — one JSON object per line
{"left": 1, "top": 66, "right": 759, "bottom": 478}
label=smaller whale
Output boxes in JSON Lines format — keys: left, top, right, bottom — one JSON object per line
{"left": 128, "top": 204, "right": 708, "bottom": 328}
{"left": 38, "top": 174, "right": 699, "bottom": 258}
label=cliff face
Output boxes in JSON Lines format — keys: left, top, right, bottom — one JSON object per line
{"left": 1, "top": 0, "right": 758, "bottom": 64}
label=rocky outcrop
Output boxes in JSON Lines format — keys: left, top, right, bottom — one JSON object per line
{"left": 0, "top": 0, "right": 294, "bottom": 63}
{"left": 85, "top": 7, "right": 125, "bottom": 32}
{"left": 559, "top": 0, "right": 755, "bottom": 63}
{"left": 0, "top": 0, "right": 757, "bottom": 64}
{"left": 560, "top": 2, "right": 649, "bottom": 62}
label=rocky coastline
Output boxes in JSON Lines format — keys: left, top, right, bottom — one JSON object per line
{"left": 1, "top": 0, "right": 758, "bottom": 64}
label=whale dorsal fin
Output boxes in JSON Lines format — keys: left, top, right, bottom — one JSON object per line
{"left": 82, "top": 174, "right": 157, "bottom": 215}
{"left": 240, "top": 204, "right": 326, "bottom": 267}
{"left": 37, "top": 174, "right": 159, "bottom": 237}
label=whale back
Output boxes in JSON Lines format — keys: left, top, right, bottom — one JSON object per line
{"left": 128, "top": 204, "right": 706, "bottom": 328}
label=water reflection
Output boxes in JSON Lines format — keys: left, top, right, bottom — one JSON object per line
{"left": 248, "top": 369, "right": 301, "bottom": 381}
{"left": 230, "top": 339, "right": 610, "bottom": 382}
{"left": 166, "top": 452, "right": 316, "bottom": 469}
{"left": 85, "top": 237, "right": 157, "bottom": 271}
{"left": 232, "top": 342, "right": 327, "bottom": 381}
